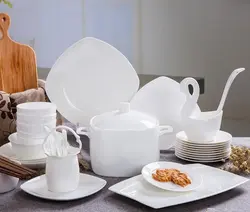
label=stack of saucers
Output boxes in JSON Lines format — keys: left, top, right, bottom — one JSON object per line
{"left": 10, "top": 102, "right": 57, "bottom": 161}
{"left": 175, "top": 131, "right": 232, "bottom": 163}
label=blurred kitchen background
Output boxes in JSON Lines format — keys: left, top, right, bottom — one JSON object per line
{"left": 1, "top": 0, "right": 250, "bottom": 136}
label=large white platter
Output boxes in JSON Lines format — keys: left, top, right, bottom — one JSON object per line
{"left": 109, "top": 163, "right": 248, "bottom": 209}
{"left": 46, "top": 37, "right": 139, "bottom": 126}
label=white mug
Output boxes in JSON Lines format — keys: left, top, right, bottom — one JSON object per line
{"left": 43, "top": 125, "right": 82, "bottom": 193}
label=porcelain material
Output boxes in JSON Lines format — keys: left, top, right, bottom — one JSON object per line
{"left": 43, "top": 125, "right": 82, "bottom": 193}
{"left": 77, "top": 102, "right": 173, "bottom": 177}
{"left": 130, "top": 76, "right": 201, "bottom": 150}
{"left": 109, "top": 163, "right": 248, "bottom": 209}
{"left": 0, "top": 143, "right": 46, "bottom": 168}
{"left": 180, "top": 78, "right": 223, "bottom": 142}
{"left": 216, "top": 68, "right": 245, "bottom": 112}
{"left": 17, "top": 120, "right": 56, "bottom": 138}
{"left": 20, "top": 174, "right": 107, "bottom": 201}
{"left": 9, "top": 133, "right": 46, "bottom": 160}
{"left": 17, "top": 102, "right": 56, "bottom": 116}
{"left": 46, "top": 37, "right": 139, "bottom": 127}
{"left": 0, "top": 173, "right": 19, "bottom": 194}
{"left": 141, "top": 162, "right": 203, "bottom": 192}
{"left": 0, "top": 164, "right": 19, "bottom": 193}
{"left": 17, "top": 113, "right": 56, "bottom": 124}
{"left": 175, "top": 131, "right": 232, "bottom": 163}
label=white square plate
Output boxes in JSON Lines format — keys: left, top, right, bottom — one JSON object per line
{"left": 109, "top": 164, "right": 248, "bottom": 209}
{"left": 21, "top": 174, "right": 107, "bottom": 201}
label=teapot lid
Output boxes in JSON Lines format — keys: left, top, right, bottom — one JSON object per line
{"left": 91, "top": 102, "right": 158, "bottom": 130}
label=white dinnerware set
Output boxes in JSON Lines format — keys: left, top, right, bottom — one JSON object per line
{"left": 0, "top": 37, "right": 247, "bottom": 207}
{"left": 2, "top": 102, "right": 57, "bottom": 168}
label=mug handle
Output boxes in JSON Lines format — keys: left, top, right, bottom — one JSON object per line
{"left": 159, "top": 125, "right": 173, "bottom": 136}
{"left": 76, "top": 127, "right": 89, "bottom": 137}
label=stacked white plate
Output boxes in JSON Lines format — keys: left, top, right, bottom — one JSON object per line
{"left": 175, "top": 131, "right": 232, "bottom": 163}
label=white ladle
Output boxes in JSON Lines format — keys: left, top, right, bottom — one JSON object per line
{"left": 216, "top": 67, "right": 245, "bottom": 112}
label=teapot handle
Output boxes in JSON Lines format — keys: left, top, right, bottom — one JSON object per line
{"left": 43, "top": 125, "right": 82, "bottom": 154}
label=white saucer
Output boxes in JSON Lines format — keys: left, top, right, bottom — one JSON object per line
{"left": 21, "top": 174, "right": 107, "bottom": 201}
{"left": 176, "top": 131, "right": 232, "bottom": 145}
{"left": 141, "top": 162, "right": 202, "bottom": 192}
{"left": 0, "top": 143, "right": 46, "bottom": 168}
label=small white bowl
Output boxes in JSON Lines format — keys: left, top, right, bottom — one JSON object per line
{"left": 183, "top": 111, "right": 223, "bottom": 143}
{"left": 9, "top": 133, "right": 46, "bottom": 160}
{"left": 0, "top": 172, "right": 19, "bottom": 193}
{"left": 16, "top": 132, "right": 46, "bottom": 144}
{"left": 17, "top": 102, "right": 56, "bottom": 116}
{"left": 17, "top": 113, "right": 57, "bottom": 124}
{"left": 16, "top": 120, "right": 56, "bottom": 138}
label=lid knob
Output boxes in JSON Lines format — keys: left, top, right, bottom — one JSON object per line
{"left": 119, "top": 102, "right": 130, "bottom": 113}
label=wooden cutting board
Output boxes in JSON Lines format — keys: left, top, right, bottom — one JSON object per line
{"left": 0, "top": 13, "right": 38, "bottom": 93}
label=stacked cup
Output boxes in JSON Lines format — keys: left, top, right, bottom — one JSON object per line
{"left": 11, "top": 102, "right": 57, "bottom": 160}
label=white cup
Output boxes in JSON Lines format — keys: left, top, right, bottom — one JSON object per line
{"left": 43, "top": 126, "right": 82, "bottom": 193}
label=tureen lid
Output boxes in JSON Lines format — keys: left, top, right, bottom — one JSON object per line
{"left": 92, "top": 102, "right": 158, "bottom": 130}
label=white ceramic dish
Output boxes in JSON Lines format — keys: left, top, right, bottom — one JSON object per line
{"left": 77, "top": 102, "right": 173, "bottom": 177}
{"left": 21, "top": 174, "right": 107, "bottom": 201}
{"left": 0, "top": 172, "right": 19, "bottom": 193}
{"left": 17, "top": 102, "right": 56, "bottom": 116}
{"left": 46, "top": 37, "right": 139, "bottom": 127}
{"left": 176, "top": 131, "right": 232, "bottom": 145}
{"left": 0, "top": 143, "right": 46, "bottom": 168}
{"left": 9, "top": 133, "right": 46, "bottom": 160}
{"left": 17, "top": 120, "right": 56, "bottom": 138}
{"left": 130, "top": 76, "right": 200, "bottom": 151}
{"left": 175, "top": 152, "right": 230, "bottom": 163}
{"left": 141, "top": 162, "right": 202, "bottom": 192}
{"left": 109, "top": 163, "right": 248, "bottom": 209}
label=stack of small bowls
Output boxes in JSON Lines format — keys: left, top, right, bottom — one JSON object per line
{"left": 10, "top": 102, "right": 57, "bottom": 160}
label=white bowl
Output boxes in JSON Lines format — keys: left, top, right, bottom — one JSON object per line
{"left": 16, "top": 132, "right": 46, "bottom": 144}
{"left": 17, "top": 102, "right": 56, "bottom": 116}
{"left": 16, "top": 120, "right": 56, "bottom": 137}
{"left": 183, "top": 111, "right": 223, "bottom": 143}
{"left": 17, "top": 113, "right": 57, "bottom": 124}
{"left": 9, "top": 133, "right": 46, "bottom": 160}
{"left": 0, "top": 172, "right": 19, "bottom": 193}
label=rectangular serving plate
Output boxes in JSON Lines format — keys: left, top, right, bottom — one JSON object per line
{"left": 109, "top": 163, "right": 249, "bottom": 209}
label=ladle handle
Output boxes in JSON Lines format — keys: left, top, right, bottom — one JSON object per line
{"left": 217, "top": 68, "right": 245, "bottom": 112}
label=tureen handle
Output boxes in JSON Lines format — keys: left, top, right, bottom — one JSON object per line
{"left": 76, "top": 127, "right": 89, "bottom": 137}
{"left": 159, "top": 125, "right": 173, "bottom": 136}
